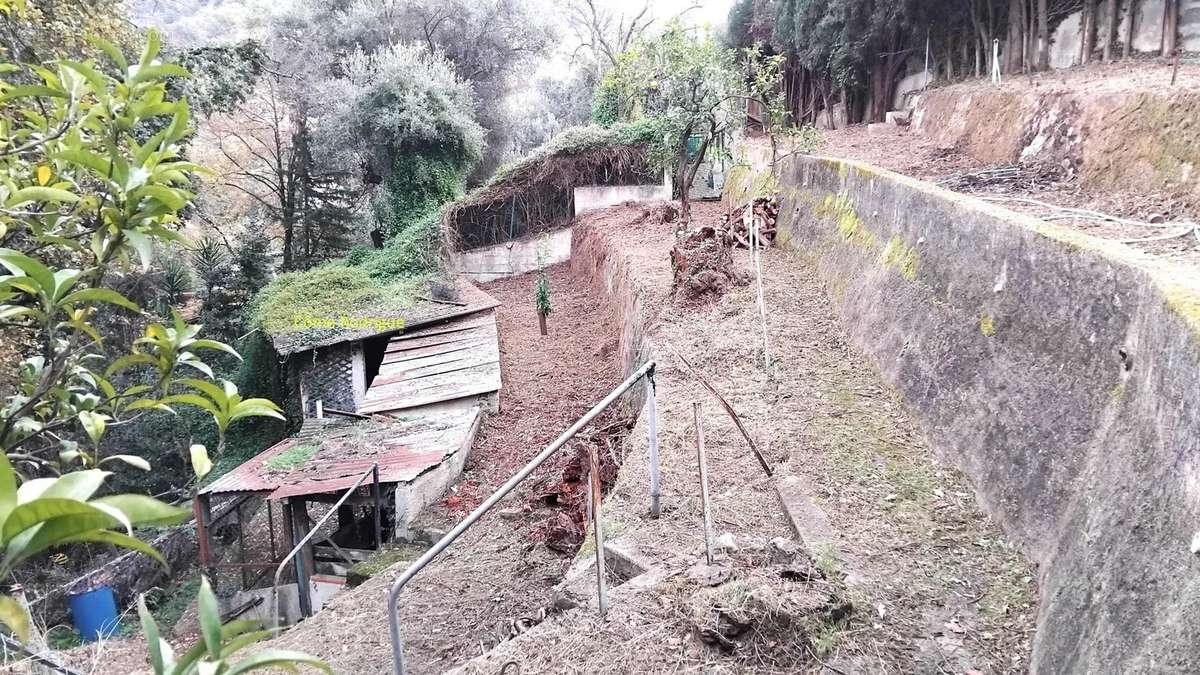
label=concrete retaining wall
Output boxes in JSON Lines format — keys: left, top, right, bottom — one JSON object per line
{"left": 574, "top": 182, "right": 671, "bottom": 216}
{"left": 728, "top": 149, "right": 1200, "bottom": 672}
{"left": 453, "top": 227, "right": 572, "bottom": 283}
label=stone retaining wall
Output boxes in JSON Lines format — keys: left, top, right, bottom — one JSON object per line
{"left": 729, "top": 150, "right": 1200, "bottom": 673}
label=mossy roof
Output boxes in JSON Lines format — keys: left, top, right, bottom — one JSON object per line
{"left": 268, "top": 278, "right": 499, "bottom": 356}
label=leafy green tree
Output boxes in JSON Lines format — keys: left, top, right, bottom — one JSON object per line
{"left": 0, "top": 28, "right": 306, "bottom": 671}
{"left": 596, "top": 20, "right": 786, "bottom": 221}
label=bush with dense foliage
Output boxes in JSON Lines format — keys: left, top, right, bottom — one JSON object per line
{"left": 0, "top": 24, "right": 322, "bottom": 671}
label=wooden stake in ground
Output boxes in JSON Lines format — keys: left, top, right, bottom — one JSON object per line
{"left": 693, "top": 402, "right": 714, "bottom": 565}
{"left": 673, "top": 349, "right": 774, "bottom": 477}
{"left": 589, "top": 444, "right": 609, "bottom": 616}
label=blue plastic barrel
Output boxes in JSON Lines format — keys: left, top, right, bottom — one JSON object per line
{"left": 67, "top": 585, "right": 119, "bottom": 641}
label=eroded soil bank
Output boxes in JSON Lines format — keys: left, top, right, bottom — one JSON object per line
{"left": 452, "top": 203, "right": 1037, "bottom": 674}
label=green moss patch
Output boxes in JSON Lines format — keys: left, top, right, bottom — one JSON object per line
{"left": 264, "top": 443, "right": 319, "bottom": 472}
{"left": 980, "top": 314, "right": 996, "bottom": 337}
{"left": 346, "top": 543, "right": 428, "bottom": 587}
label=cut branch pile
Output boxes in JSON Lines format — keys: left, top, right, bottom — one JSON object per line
{"left": 936, "top": 162, "right": 1066, "bottom": 193}
{"left": 717, "top": 196, "right": 781, "bottom": 249}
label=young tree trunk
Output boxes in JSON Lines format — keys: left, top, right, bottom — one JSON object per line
{"left": 1124, "top": 0, "right": 1138, "bottom": 58}
{"left": 1103, "top": 0, "right": 1119, "bottom": 61}
{"left": 1037, "top": 0, "right": 1050, "bottom": 70}
{"left": 538, "top": 312, "right": 547, "bottom": 335}
{"left": 1162, "top": 0, "right": 1179, "bottom": 56}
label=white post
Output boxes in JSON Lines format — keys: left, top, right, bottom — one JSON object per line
{"left": 646, "top": 376, "right": 661, "bottom": 518}
{"left": 589, "top": 445, "right": 609, "bottom": 616}
{"left": 315, "top": 399, "right": 324, "bottom": 419}
{"left": 923, "top": 29, "right": 931, "bottom": 90}
{"left": 992, "top": 39, "right": 1002, "bottom": 85}
{"left": 752, "top": 214, "right": 770, "bottom": 371}
{"left": 693, "top": 402, "right": 714, "bottom": 565}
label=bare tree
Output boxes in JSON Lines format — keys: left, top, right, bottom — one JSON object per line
{"left": 1102, "top": 0, "right": 1119, "bottom": 61}
{"left": 566, "top": 0, "right": 701, "bottom": 70}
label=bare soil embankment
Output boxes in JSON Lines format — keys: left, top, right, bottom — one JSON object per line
{"left": 450, "top": 202, "right": 1036, "bottom": 674}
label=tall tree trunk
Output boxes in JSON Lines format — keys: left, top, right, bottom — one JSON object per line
{"left": 1037, "top": 0, "right": 1050, "bottom": 70}
{"left": 1162, "top": 0, "right": 1179, "bottom": 56}
{"left": 1081, "top": 0, "right": 1097, "bottom": 64}
{"left": 1103, "top": 0, "right": 1119, "bottom": 61}
{"left": 1006, "top": 0, "right": 1025, "bottom": 73}
{"left": 1124, "top": 0, "right": 1137, "bottom": 58}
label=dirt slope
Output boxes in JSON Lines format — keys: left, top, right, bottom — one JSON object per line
{"left": 451, "top": 203, "right": 1036, "bottom": 674}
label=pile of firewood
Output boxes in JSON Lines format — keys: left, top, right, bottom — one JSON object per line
{"left": 717, "top": 196, "right": 780, "bottom": 249}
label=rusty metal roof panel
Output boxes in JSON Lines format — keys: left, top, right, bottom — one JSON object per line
{"left": 359, "top": 310, "right": 501, "bottom": 414}
{"left": 270, "top": 279, "right": 500, "bottom": 356}
{"left": 200, "top": 407, "right": 481, "bottom": 499}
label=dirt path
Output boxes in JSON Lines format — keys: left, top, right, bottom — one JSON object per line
{"left": 453, "top": 203, "right": 1036, "bottom": 674}
{"left": 256, "top": 263, "right": 624, "bottom": 674}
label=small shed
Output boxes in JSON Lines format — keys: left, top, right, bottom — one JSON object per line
{"left": 195, "top": 406, "right": 482, "bottom": 620}
{"left": 271, "top": 278, "right": 502, "bottom": 418}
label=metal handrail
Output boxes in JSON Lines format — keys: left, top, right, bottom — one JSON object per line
{"left": 271, "top": 463, "right": 379, "bottom": 632}
{"left": 387, "top": 360, "right": 656, "bottom": 674}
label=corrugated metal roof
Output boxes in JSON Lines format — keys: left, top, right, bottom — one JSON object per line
{"left": 270, "top": 279, "right": 500, "bottom": 356}
{"left": 358, "top": 310, "right": 501, "bottom": 414}
{"left": 199, "top": 407, "right": 481, "bottom": 499}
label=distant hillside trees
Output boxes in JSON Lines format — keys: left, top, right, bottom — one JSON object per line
{"left": 728, "top": 0, "right": 1182, "bottom": 126}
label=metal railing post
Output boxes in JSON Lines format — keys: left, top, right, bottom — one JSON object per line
{"left": 388, "top": 361, "right": 655, "bottom": 675}
{"left": 270, "top": 464, "right": 378, "bottom": 633}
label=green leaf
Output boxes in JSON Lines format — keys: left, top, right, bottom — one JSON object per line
{"left": 61, "top": 287, "right": 140, "bottom": 312}
{"left": 52, "top": 148, "right": 112, "bottom": 177}
{"left": 0, "top": 248, "right": 54, "bottom": 293}
{"left": 198, "top": 577, "right": 222, "bottom": 661}
{"left": 1, "top": 85, "right": 66, "bottom": 100}
{"left": 188, "top": 339, "right": 242, "bottom": 359}
{"left": 230, "top": 399, "right": 285, "bottom": 423}
{"left": 5, "top": 186, "right": 79, "bottom": 206}
{"left": 123, "top": 229, "right": 153, "bottom": 271}
{"left": 1, "top": 498, "right": 120, "bottom": 543}
{"left": 222, "top": 650, "right": 333, "bottom": 675}
{"left": 90, "top": 35, "right": 128, "bottom": 72}
{"left": 98, "top": 454, "right": 151, "bottom": 471}
{"left": 138, "top": 594, "right": 166, "bottom": 673}
{"left": 71, "top": 529, "right": 167, "bottom": 566}
{"left": 0, "top": 595, "right": 30, "bottom": 643}
{"left": 136, "top": 184, "right": 187, "bottom": 211}
{"left": 105, "top": 353, "right": 158, "bottom": 376}
{"left": 190, "top": 444, "right": 212, "bottom": 480}
{"left": 130, "top": 63, "right": 190, "bottom": 86}
{"left": 77, "top": 410, "right": 109, "bottom": 447}
{"left": 39, "top": 469, "right": 108, "bottom": 501}
{"left": 92, "top": 494, "right": 189, "bottom": 527}
{"left": 0, "top": 453, "right": 17, "bottom": 531}
{"left": 60, "top": 60, "right": 109, "bottom": 92}
{"left": 138, "top": 29, "right": 162, "bottom": 71}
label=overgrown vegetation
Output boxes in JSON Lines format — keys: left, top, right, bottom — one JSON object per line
{"left": 445, "top": 120, "right": 663, "bottom": 249}
{"left": 0, "top": 21, "right": 322, "bottom": 672}
{"left": 264, "top": 443, "right": 319, "bottom": 472}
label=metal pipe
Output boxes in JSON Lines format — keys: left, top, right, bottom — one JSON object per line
{"left": 388, "top": 360, "right": 656, "bottom": 675}
{"left": 270, "top": 463, "right": 378, "bottom": 633}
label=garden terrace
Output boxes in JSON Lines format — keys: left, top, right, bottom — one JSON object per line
{"left": 443, "top": 123, "right": 661, "bottom": 251}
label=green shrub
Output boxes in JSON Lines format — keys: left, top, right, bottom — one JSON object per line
{"left": 354, "top": 214, "right": 440, "bottom": 280}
